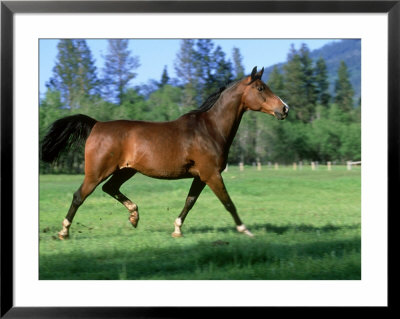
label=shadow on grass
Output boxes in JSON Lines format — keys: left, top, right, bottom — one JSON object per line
{"left": 188, "top": 222, "right": 360, "bottom": 235}
{"left": 40, "top": 232, "right": 361, "bottom": 280}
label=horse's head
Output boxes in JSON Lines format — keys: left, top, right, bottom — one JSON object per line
{"left": 241, "top": 66, "right": 289, "bottom": 120}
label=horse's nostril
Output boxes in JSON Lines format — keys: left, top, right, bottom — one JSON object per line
{"left": 284, "top": 105, "right": 289, "bottom": 114}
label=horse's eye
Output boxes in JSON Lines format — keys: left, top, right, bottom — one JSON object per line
{"left": 257, "top": 87, "right": 263, "bottom": 92}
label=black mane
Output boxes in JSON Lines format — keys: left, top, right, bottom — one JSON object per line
{"left": 189, "top": 79, "right": 241, "bottom": 114}
{"left": 189, "top": 86, "right": 226, "bottom": 114}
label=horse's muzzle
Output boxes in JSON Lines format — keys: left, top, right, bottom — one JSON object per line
{"left": 275, "top": 105, "right": 289, "bottom": 120}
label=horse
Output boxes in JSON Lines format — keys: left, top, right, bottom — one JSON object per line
{"left": 41, "top": 66, "right": 289, "bottom": 240}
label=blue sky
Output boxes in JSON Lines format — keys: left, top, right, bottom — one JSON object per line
{"left": 39, "top": 38, "right": 338, "bottom": 96}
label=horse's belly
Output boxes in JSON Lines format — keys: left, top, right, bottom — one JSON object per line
{"left": 137, "top": 164, "right": 193, "bottom": 180}
{"left": 121, "top": 131, "right": 194, "bottom": 179}
{"left": 142, "top": 170, "right": 192, "bottom": 180}
{"left": 130, "top": 154, "right": 194, "bottom": 180}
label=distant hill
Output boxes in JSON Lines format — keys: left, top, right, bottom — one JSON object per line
{"left": 262, "top": 39, "right": 361, "bottom": 102}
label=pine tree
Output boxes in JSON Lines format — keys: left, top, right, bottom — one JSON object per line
{"left": 75, "top": 40, "right": 101, "bottom": 98}
{"left": 334, "top": 61, "right": 354, "bottom": 112}
{"left": 283, "top": 45, "right": 308, "bottom": 122}
{"left": 47, "top": 39, "right": 77, "bottom": 108}
{"left": 232, "top": 47, "right": 245, "bottom": 80}
{"left": 159, "top": 65, "right": 170, "bottom": 88}
{"left": 299, "top": 44, "right": 317, "bottom": 113}
{"left": 174, "top": 39, "right": 197, "bottom": 109}
{"left": 103, "top": 39, "right": 140, "bottom": 105}
{"left": 283, "top": 44, "right": 318, "bottom": 123}
{"left": 212, "top": 45, "right": 233, "bottom": 90}
{"left": 267, "top": 65, "right": 285, "bottom": 98}
{"left": 315, "top": 57, "right": 331, "bottom": 107}
{"left": 194, "top": 39, "right": 215, "bottom": 104}
{"left": 48, "top": 39, "right": 99, "bottom": 109}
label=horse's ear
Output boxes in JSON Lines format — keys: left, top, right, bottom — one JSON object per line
{"left": 257, "top": 67, "right": 264, "bottom": 79}
{"left": 250, "top": 66, "right": 263, "bottom": 83}
{"left": 250, "top": 66, "right": 258, "bottom": 80}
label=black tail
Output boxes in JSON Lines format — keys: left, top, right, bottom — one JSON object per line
{"left": 41, "top": 114, "right": 97, "bottom": 163}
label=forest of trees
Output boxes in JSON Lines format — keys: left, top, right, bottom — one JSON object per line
{"left": 39, "top": 39, "right": 361, "bottom": 174}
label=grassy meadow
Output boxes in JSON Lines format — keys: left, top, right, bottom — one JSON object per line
{"left": 39, "top": 165, "right": 361, "bottom": 280}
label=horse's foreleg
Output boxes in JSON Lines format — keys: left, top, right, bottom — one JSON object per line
{"left": 59, "top": 177, "right": 99, "bottom": 240}
{"left": 102, "top": 168, "right": 139, "bottom": 227}
{"left": 172, "top": 177, "right": 205, "bottom": 237}
{"left": 205, "top": 173, "right": 254, "bottom": 237}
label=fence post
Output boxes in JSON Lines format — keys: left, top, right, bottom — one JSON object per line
{"left": 224, "top": 164, "right": 228, "bottom": 173}
{"left": 239, "top": 162, "right": 244, "bottom": 171}
{"left": 327, "top": 161, "right": 331, "bottom": 171}
{"left": 299, "top": 161, "right": 303, "bottom": 170}
{"left": 257, "top": 161, "right": 262, "bottom": 171}
{"left": 347, "top": 161, "right": 352, "bottom": 171}
{"left": 311, "top": 161, "right": 316, "bottom": 171}
{"left": 274, "top": 162, "right": 279, "bottom": 170}
{"left": 293, "top": 162, "right": 297, "bottom": 171}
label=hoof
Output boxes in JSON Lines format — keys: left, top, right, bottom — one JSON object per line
{"left": 171, "top": 232, "right": 183, "bottom": 238}
{"left": 129, "top": 212, "right": 139, "bottom": 228}
{"left": 58, "top": 232, "right": 69, "bottom": 240}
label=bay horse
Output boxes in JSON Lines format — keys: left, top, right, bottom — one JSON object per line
{"left": 41, "top": 66, "right": 289, "bottom": 239}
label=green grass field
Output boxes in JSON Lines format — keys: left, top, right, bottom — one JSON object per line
{"left": 39, "top": 165, "right": 361, "bottom": 280}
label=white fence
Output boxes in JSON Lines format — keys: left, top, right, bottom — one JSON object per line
{"left": 346, "top": 161, "right": 361, "bottom": 170}
{"left": 225, "top": 161, "right": 361, "bottom": 172}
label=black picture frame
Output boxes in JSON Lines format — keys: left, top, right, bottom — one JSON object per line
{"left": 1, "top": 1, "right": 395, "bottom": 317}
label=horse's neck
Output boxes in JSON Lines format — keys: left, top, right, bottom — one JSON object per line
{"left": 206, "top": 89, "right": 245, "bottom": 146}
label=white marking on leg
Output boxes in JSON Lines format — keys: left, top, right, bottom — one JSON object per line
{"left": 62, "top": 218, "right": 71, "bottom": 228}
{"left": 59, "top": 218, "right": 71, "bottom": 238}
{"left": 173, "top": 218, "right": 182, "bottom": 236}
{"left": 123, "top": 200, "right": 137, "bottom": 212}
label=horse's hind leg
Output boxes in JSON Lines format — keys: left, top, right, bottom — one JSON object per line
{"left": 102, "top": 168, "right": 139, "bottom": 227}
{"left": 59, "top": 176, "right": 101, "bottom": 240}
